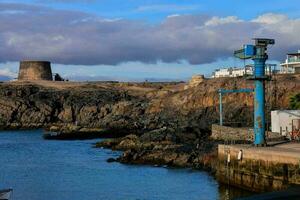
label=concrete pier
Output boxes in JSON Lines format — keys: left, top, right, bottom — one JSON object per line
{"left": 216, "top": 143, "right": 300, "bottom": 192}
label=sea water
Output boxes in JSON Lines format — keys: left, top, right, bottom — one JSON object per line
{"left": 0, "top": 130, "right": 253, "bottom": 200}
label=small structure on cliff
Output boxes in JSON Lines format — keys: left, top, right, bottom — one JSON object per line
{"left": 53, "top": 73, "right": 65, "bottom": 81}
{"left": 18, "top": 61, "right": 53, "bottom": 81}
{"left": 184, "top": 74, "right": 205, "bottom": 89}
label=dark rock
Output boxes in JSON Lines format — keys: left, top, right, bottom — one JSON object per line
{"left": 107, "top": 158, "right": 117, "bottom": 163}
{"left": 95, "top": 138, "right": 122, "bottom": 149}
{"left": 0, "top": 76, "right": 297, "bottom": 136}
{"left": 140, "top": 127, "right": 168, "bottom": 142}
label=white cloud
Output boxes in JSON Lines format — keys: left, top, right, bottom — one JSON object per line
{"left": 0, "top": 68, "right": 17, "bottom": 78}
{"left": 205, "top": 16, "right": 243, "bottom": 26}
{"left": 167, "top": 14, "right": 180, "bottom": 18}
{"left": 252, "top": 13, "right": 288, "bottom": 24}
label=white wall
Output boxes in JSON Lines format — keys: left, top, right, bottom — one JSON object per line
{"left": 213, "top": 68, "right": 231, "bottom": 78}
{"left": 271, "top": 110, "right": 300, "bottom": 135}
{"left": 231, "top": 69, "right": 245, "bottom": 77}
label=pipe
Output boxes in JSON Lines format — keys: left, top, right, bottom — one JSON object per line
{"left": 220, "top": 92, "right": 223, "bottom": 126}
{"left": 253, "top": 58, "right": 266, "bottom": 145}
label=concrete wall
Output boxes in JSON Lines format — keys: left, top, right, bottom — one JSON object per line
{"left": 218, "top": 144, "right": 300, "bottom": 165}
{"left": 216, "top": 144, "right": 300, "bottom": 192}
{"left": 18, "top": 61, "right": 53, "bottom": 81}
{"left": 211, "top": 124, "right": 282, "bottom": 142}
{"left": 211, "top": 124, "right": 253, "bottom": 141}
{"left": 271, "top": 110, "right": 300, "bottom": 135}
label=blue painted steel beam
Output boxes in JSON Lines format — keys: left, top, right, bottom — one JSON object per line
{"left": 219, "top": 88, "right": 254, "bottom": 94}
{"left": 219, "top": 92, "right": 223, "bottom": 126}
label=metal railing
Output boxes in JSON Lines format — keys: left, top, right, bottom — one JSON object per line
{"left": 288, "top": 57, "right": 300, "bottom": 63}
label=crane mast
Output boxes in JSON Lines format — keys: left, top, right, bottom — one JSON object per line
{"left": 234, "top": 38, "right": 275, "bottom": 146}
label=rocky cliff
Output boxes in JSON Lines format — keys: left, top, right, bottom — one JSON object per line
{"left": 0, "top": 74, "right": 299, "bottom": 139}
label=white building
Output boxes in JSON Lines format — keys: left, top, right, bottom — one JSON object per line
{"left": 280, "top": 50, "right": 300, "bottom": 74}
{"left": 212, "top": 68, "right": 232, "bottom": 78}
{"left": 231, "top": 68, "right": 246, "bottom": 77}
{"left": 211, "top": 65, "right": 277, "bottom": 78}
{"left": 212, "top": 67, "right": 248, "bottom": 78}
{"left": 271, "top": 110, "right": 300, "bottom": 136}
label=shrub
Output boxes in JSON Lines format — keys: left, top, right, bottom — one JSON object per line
{"left": 290, "top": 93, "right": 300, "bottom": 109}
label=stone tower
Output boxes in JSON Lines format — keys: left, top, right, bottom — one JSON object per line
{"left": 184, "top": 74, "right": 205, "bottom": 89}
{"left": 18, "top": 61, "right": 53, "bottom": 81}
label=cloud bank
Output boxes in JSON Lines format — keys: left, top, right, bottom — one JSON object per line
{"left": 0, "top": 3, "right": 299, "bottom": 65}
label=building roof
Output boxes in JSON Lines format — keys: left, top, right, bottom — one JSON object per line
{"left": 287, "top": 53, "right": 300, "bottom": 56}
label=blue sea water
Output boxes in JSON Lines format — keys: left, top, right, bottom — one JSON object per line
{"left": 0, "top": 130, "right": 251, "bottom": 200}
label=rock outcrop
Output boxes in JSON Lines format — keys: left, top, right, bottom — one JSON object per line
{"left": 184, "top": 74, "right": 205, "bottom": 89}
{"left": 95, "top": 132, "right": 217, "bottom": 169}
{"left": 0, "top": 74, "right": 299, "bottom": 137}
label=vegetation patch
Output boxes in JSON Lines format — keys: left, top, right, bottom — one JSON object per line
{"left": 290, "top": 93, "right": 300, "bottom": 109}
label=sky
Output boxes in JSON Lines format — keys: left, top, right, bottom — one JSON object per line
{"left": 0, "top": 0, "right": 300, "bottom": 81}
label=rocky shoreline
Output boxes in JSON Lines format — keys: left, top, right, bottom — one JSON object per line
{"left": 0, "top": 75, "right": 299, "bottom": 192}
{"left": 95, "top": 130, "right": 218, "bottom": 170}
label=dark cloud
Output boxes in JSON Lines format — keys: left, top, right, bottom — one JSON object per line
{"left": 0, "top": 3, "right": 299, "bottom": 65}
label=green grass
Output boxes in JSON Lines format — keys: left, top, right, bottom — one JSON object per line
{"left": 290, "top": 93, "right": 300, "bottom": 109}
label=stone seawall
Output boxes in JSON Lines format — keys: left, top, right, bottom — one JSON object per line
{"left": 216, "top": 144, "right": 300, "bottom": 192}
{"left": 211, "top": 124, "right": 283, "bottom": 142}
{"left": 211, "top": 124, "right": 253, "bottom": 141}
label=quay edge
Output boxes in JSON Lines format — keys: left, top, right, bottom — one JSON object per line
{"left": 216, "top": 143, "right": 300, "bottom": 192}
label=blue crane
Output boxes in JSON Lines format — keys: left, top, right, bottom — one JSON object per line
{"left": 233, "top": 38, "right": 275, "bottom": 146}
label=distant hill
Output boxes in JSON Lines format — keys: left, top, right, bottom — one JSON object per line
{"left": 0, "top": 75, "right": 12, "bottom": 81}
{"left": 68, "top": 75, "right": 186, "bottom": 82}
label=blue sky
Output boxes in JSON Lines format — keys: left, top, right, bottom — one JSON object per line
{"left": 0, "top": 0, "right": 299, "bottom": 81}
{"left": 17, "top": 0, "right": 300, "bottom": 21}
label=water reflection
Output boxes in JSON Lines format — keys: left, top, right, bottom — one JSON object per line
{"left": 219, "top": 184, "right": 254, "bottom": 200}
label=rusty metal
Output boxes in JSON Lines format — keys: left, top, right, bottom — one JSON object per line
{"left": 289, "top": 119, "right": 300, "bottom": 141}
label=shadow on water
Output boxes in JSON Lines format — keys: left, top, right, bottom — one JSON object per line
{"left": 218, "top": 184, "right": 256, "bottom": 200}
{"left": 234, "top": 185, "right": 300, "bottom": 200}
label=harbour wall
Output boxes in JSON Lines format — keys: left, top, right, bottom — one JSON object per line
{"left": 216, "top": 144, "right": 300, "bottom": 192}
{"left": 211, "top": 124, "right": 283, "bottom": 142}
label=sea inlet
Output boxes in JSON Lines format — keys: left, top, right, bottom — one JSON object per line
{"left": 0, "top": 130, "right": 253, "bottom": 200}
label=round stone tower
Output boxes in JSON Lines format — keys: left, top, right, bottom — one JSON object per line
{"left": 18, "top": 61, "right": 53, "bottom": 81}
